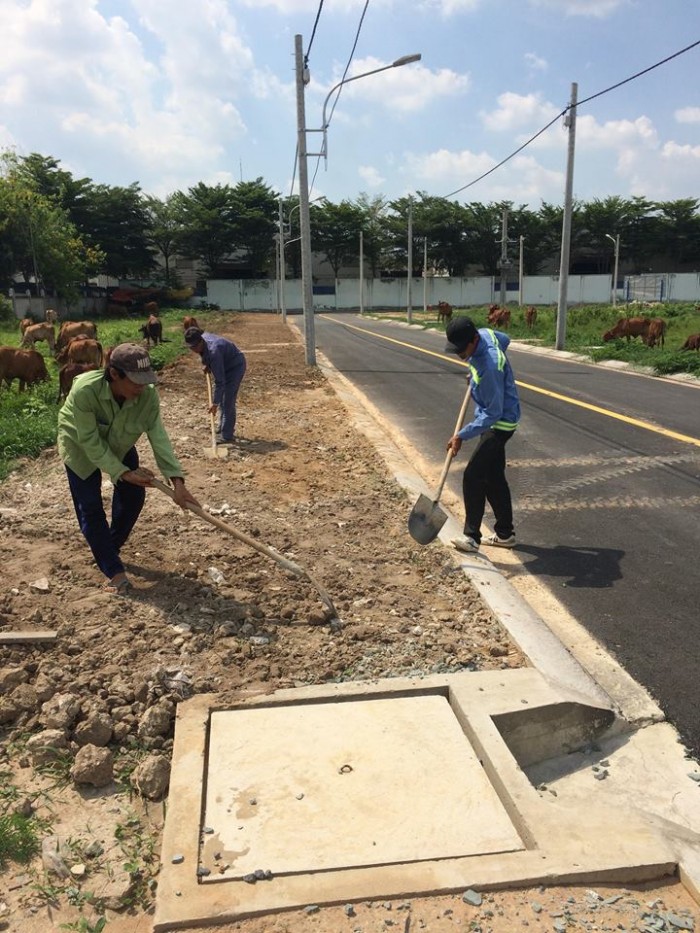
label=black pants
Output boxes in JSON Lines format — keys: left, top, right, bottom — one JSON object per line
{"left": 462, "top": 429, "right": 515, "bottom": 544}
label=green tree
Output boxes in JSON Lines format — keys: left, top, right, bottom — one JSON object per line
{"left": 656, "top": 198, "right": 700, "bottom": 268}
{"left": 311, "top": 199, "right": 364, "bottom": 279}
{"left": 145, "top": 194, "right": 183, "bottom": 286}
{"left": 231, "top": 178, "right": 279, "bottom": 277}
{"left": 174, "top": 182, "right": 238, "bottom": 277}
{"left": 82, "top": 183, "right": 155, "bottom": 279}
{"left": 354, "top": 193, "right": 390, "bottom": 278}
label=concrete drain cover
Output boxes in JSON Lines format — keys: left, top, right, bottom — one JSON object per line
{"left": 199, "top": 694, "right": 523, "bottom": 880}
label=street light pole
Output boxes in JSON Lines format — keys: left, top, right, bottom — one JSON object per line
{"left": 278, "top": 199, "right": 287, "bottom": 322}
{"left": 518, "top": 235, "right": 525, "bottom": 307}
{"left": 422, "top": 236, "right": 428, "bottom": 315}
{"left": 606, "top": 233, "right": 620, "bottom": 307}
{"left": 555, "top": 81, "right": 578, "bottom": 351}
{"left": 359, "top": 230, "right": 364, "bottom": 315}
{"left": 295, "top": 34, "right": 316, "bottom": 365}
{"left": 295, "top": 39, "right": 420, "bottom": 361}
{"left": 407, "top": 196, "right": 413, "bottom": 323}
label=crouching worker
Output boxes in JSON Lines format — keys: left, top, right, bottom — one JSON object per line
{"left": 184, "top": 326, "right": 247, "bottom": 443}
{"left": 57, "top": 343, "right": 200, "bottom": 595}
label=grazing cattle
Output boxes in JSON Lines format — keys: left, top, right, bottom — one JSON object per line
{"left": 436, "top": 301, "right": 453, "bottom": 324}
{"left": 60, "top": 337, "right": 103, "bottom": 367}
{"left": 21, "top": 322, "right": 56, "bottom": 352}
{"left": 488, "top": 303, "right": 499, "bottom": 315}
{"left": 645, "top": 318, "right": 666, "bottom": 348}
{"left": 144, "top": 301, "right": 159, "bottom": 315}
{"left": 680, "top": 333, "right": 700, "bottom": 351}
{"left": 45, "top": 308, "right": 58, "bottom": 324}
{"left": 56, "top": 320, "right": 97, "bottom": 351}
{"left": 0, "top": 347, "right": 49, "bottom": 391}
{"left": 488, "top": 307, "right": 511, "bottom": 328}
{"left": 602, "top": 317, "right": 650, "bottom": 343}
{"left": 140, "top": 314, "right": 163, "bottom": 347}
{"left": 524, "top": 306, "right": 537, "bottom": 329}
{"left": 19, "top": 318, "right": 33, "bottom": 336}
{"left": 183, "top": 315, "right": 200, "bottom": 330}
{"left": 57, "top": 362, "right": 99, "bottom": 403}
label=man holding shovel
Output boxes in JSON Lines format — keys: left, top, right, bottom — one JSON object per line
{"left": 57, "top": 344, "right": 200, "bottom": 595}
{"left": 184, "top": 326, "right": 247, "bottom": 444}
{"left": 444, "top": 317, "right": 521, "bottom": 554}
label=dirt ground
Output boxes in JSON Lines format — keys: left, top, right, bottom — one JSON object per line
{"left": 0, "top": 313, "right": 696, "bottom": 932}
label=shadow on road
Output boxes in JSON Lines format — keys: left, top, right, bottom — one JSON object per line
{"left": 510, "top": 543, "right": 625, "bottom": 589}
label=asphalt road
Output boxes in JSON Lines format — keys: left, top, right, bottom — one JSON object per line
{"left": 296, "top": 312, "right": 700, "bottom": 759}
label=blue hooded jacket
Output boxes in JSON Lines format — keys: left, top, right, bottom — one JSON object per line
{"left": 457, "top": 328, "right": 520, "bottom": 441}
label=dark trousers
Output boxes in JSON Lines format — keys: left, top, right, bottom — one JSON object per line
{"left": 218, "top": 356, "right": 247, "bottom": 441}
{"left": 66, "top": 447, "right": 145, "bottom": 580}
{"left": 462, "top": 429, "right": 515, "bottom": 544}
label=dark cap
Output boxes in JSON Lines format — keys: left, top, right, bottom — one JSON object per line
{"left": 184, "top": 326, "right": 204, "bottom": 347}
{"left": 445, "top": 316, "right": 478, "bottom": 354}
{"left": 109, "top": 343, "right": 157, "bottom": 385}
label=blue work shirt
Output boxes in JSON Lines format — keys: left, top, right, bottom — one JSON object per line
{"left": 457, "top": 328, "right": 520, "bottom": 442}
{"left": 200, "top": 332, "right": 245, "bottom": 406}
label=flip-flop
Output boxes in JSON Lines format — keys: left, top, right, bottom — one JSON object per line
{"left": 102, "top": 578, "right": 133, "bottom": 596}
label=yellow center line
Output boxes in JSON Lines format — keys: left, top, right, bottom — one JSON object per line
{"left": 319, "top": 315, "right": 700, "bottom": 450}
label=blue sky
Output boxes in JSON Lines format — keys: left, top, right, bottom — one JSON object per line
{"left": 1, "top": 0, "right": 699, "bottom": 209}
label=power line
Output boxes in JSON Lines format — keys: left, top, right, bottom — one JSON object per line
{"left": 326, "top": 0, "right": 371, "bottom": 130}
{"left": 442, "top": 38, "right": 700, "bottom": 201}
{"left": 304, "top": 0, "right": 325, "bottom": 67}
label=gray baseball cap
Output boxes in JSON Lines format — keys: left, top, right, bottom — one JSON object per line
{"left": 109, "top": 343, "right": 158, "bottom": 385}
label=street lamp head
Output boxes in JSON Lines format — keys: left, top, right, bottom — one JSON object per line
{"left": 392, "top": 54, "right": 421, "bottom": 67}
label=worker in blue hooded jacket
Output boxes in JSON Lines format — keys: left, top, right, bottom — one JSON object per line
{"left": 185, "top": 326, "right": 247, "bottom": 443}
{"left": 444, "top": 316, "right": 521, "bottom": 554}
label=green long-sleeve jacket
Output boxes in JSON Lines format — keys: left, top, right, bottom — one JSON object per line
{"left": 57, "top": 369, "right": 184, "bottom": 483}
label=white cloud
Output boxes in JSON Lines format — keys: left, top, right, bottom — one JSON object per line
{"left": 482, "top": 92, "right": 560, "bottom": 132}
{"left": 675, "top": 107, "right": 700, "bottom": 124}
{"left": 237, "top": 0, "right": 377, "bottom": 10}
{"left": 420, "top": 0, "right": 482, "bottom": 13}
{"left": 528, "top": 0, "right": 627, "bottom": 16}
{"left": 331, "top": 57, "right": 469, "bottom": 115}
{"left": 576, "top": 114, "right": 658, "bottom": 150}
{"left": 524, "top": 52, "right": 548, "bottom": 72}
{"left": 358, "top": 165, "right": 385, "bottom": 187}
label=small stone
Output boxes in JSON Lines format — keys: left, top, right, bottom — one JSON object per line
{"left": 593, "top": 769, "right": 609, "bottom": 781}
{"left": 70, "top": 864, "right": 86, "bottom": 877}
{"left": 531, "top": 903, "right": 543, "bottom": 913}
{"left": 345, "top": 904, "right": 356, "bottom": 917}
{"left": 196, "top": 867, "right": 210, "bottom": 877}
{"left": 29, "top": 578, "right": 50, "bottom": 593}
{"left": 242, "top": 873, "right": 256, "bottom": 884}
{"left": 687, "top": 772, "right": 700, "bottom": 782}
{"left": 202, "top": 827, "right": 214, "bottom": 834}
{"left": 305, "top": 905, "right": 320, "bottom": 914}
{"left": 171, "top": 855, "right": 185, "bottom": 864}
{"left": 462, "top": 889, "right": 482, "bottom": 906}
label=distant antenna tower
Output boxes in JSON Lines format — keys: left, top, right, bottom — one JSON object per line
{"left": 239, "top": 159, "right": 243, "bottom": 182}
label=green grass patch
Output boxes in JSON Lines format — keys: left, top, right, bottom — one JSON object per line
{"left": 0, "top": 308, "right": 191, "bottom": 481}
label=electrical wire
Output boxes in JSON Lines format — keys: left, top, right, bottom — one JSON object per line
{"left": 442, "top": 38, "right": 700, "bottom": 200}
{"left": 304, "top": 0, "right": 325, "bottom": 68}
{"left": 326, "top": 0, "right": 370, "bottom": 130}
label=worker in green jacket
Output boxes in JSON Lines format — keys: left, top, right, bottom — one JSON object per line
{"left": 57, "top": 343, "right": 199, "bottom": 595}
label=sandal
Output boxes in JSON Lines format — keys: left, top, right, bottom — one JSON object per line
{"left": 103, "top": 578, "right": 133, "bottom": 596}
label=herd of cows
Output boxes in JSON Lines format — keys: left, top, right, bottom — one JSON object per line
{"left": 1, "top": 304, "right": 699, "bottom": 399}
{"left": 0, "top": 309, "right": 203, "bottom": 398}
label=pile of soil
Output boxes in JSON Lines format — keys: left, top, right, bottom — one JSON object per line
{"left": 0, "top": 314, "right": 695, "bottom": 932}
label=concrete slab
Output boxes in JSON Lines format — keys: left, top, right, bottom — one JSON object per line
{"left": 155, "top": 673, "right": 678, "bottom": 930}
{"left": 201, "top": 695, "right": 523, "bottom": 879}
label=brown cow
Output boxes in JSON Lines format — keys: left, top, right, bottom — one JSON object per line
{"left": 45, "top": 308, "right": 58, "bottom": 324}
{"left": 144, "top": 301, "right": 159, "bottom": 315}
{"left": 57, "top": 362, "right": 99, "bottom": 403}
{"left": 140, "top": 314, "right": 162, "bottom": 347}
{"left": 19, "top": 317, "right": 33, "bottom": 336}
{"left": 0, "top": 347, "right": 49, "bottom": 391}
{"left": 60, "top": 337, "right": 103, "bottom": 367}
{"left": 21, "top": 322, "right": 55, "bottom": 352}
{"left": 602, "top": 317, "right": 650, "bottom": 343}
{"left": 488, "top": 308, "right": 511, "bottom": 328}
{"left": 182, "top": 315, "right": 200, "bottom": 330}
{"left": 436, "top": 301, "right": 453, "bottom": 324}
{"left": 524, "top": 306, "right": 537, "bottom": 329}
{"left": 56, "top": 320, "right": 98, "bottom": 351}
{"left": 680, "top": 333, "right": 700, "bottom": 351}
{"left": 645, "top": 318, "right": 666, "bottom": 348}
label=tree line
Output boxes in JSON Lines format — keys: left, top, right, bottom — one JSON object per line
{"left": 1, "top": 151, "right": 699, "bottom": 299}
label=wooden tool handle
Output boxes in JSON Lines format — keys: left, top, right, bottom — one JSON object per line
{"left": 432, "top": 380, "right": 472, "bottom": 502}
{"left": 205, "top": 372, "right": 217, "bottom": 448}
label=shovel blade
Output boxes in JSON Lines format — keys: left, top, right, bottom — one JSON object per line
{"left": 203, "top": 446, "right": 229, "bottom": 459}
{"left": 408, "top": 493, "right": 447, "bottom": 545}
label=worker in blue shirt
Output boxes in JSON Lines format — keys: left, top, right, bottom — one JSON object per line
{"left": 185, "top": 326, "right": 247, "bottom": 443}
{"left": 444, "top": 316, "right": 520, "bottom": 554}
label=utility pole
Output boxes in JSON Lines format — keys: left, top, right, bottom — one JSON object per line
{"left": 295, "top": 34, "right": 316, "bottom": 365}
{"left": 407, "top": 197, "right": 413, "bottom": 323}
{"left": 422, "top": 236, "right": 428, "bottom": 315}
{"left": 359, "top": 230, "right": 364, "bottom": 315}
{"left": 518, "top": 235, "right": 525, "bottom": 306}
{"left": 278, "top": 199, "right": 287, "bottom": 322}
{"left": 556, "top": 82, "right": 578, "bottom": 351}
{"left": 498, "top": 207, "right": 511, "bottom": 307}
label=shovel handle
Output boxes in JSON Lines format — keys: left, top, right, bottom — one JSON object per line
{"left": 205, "top": 371, "right": 217, "bottom": 448}
{"left": 433, "top": 380, "right": 472, "bottom": 502}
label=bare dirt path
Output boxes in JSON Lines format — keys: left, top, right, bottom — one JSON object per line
{"left": 0, "top": 314, "right": 696, "bottom": 932}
